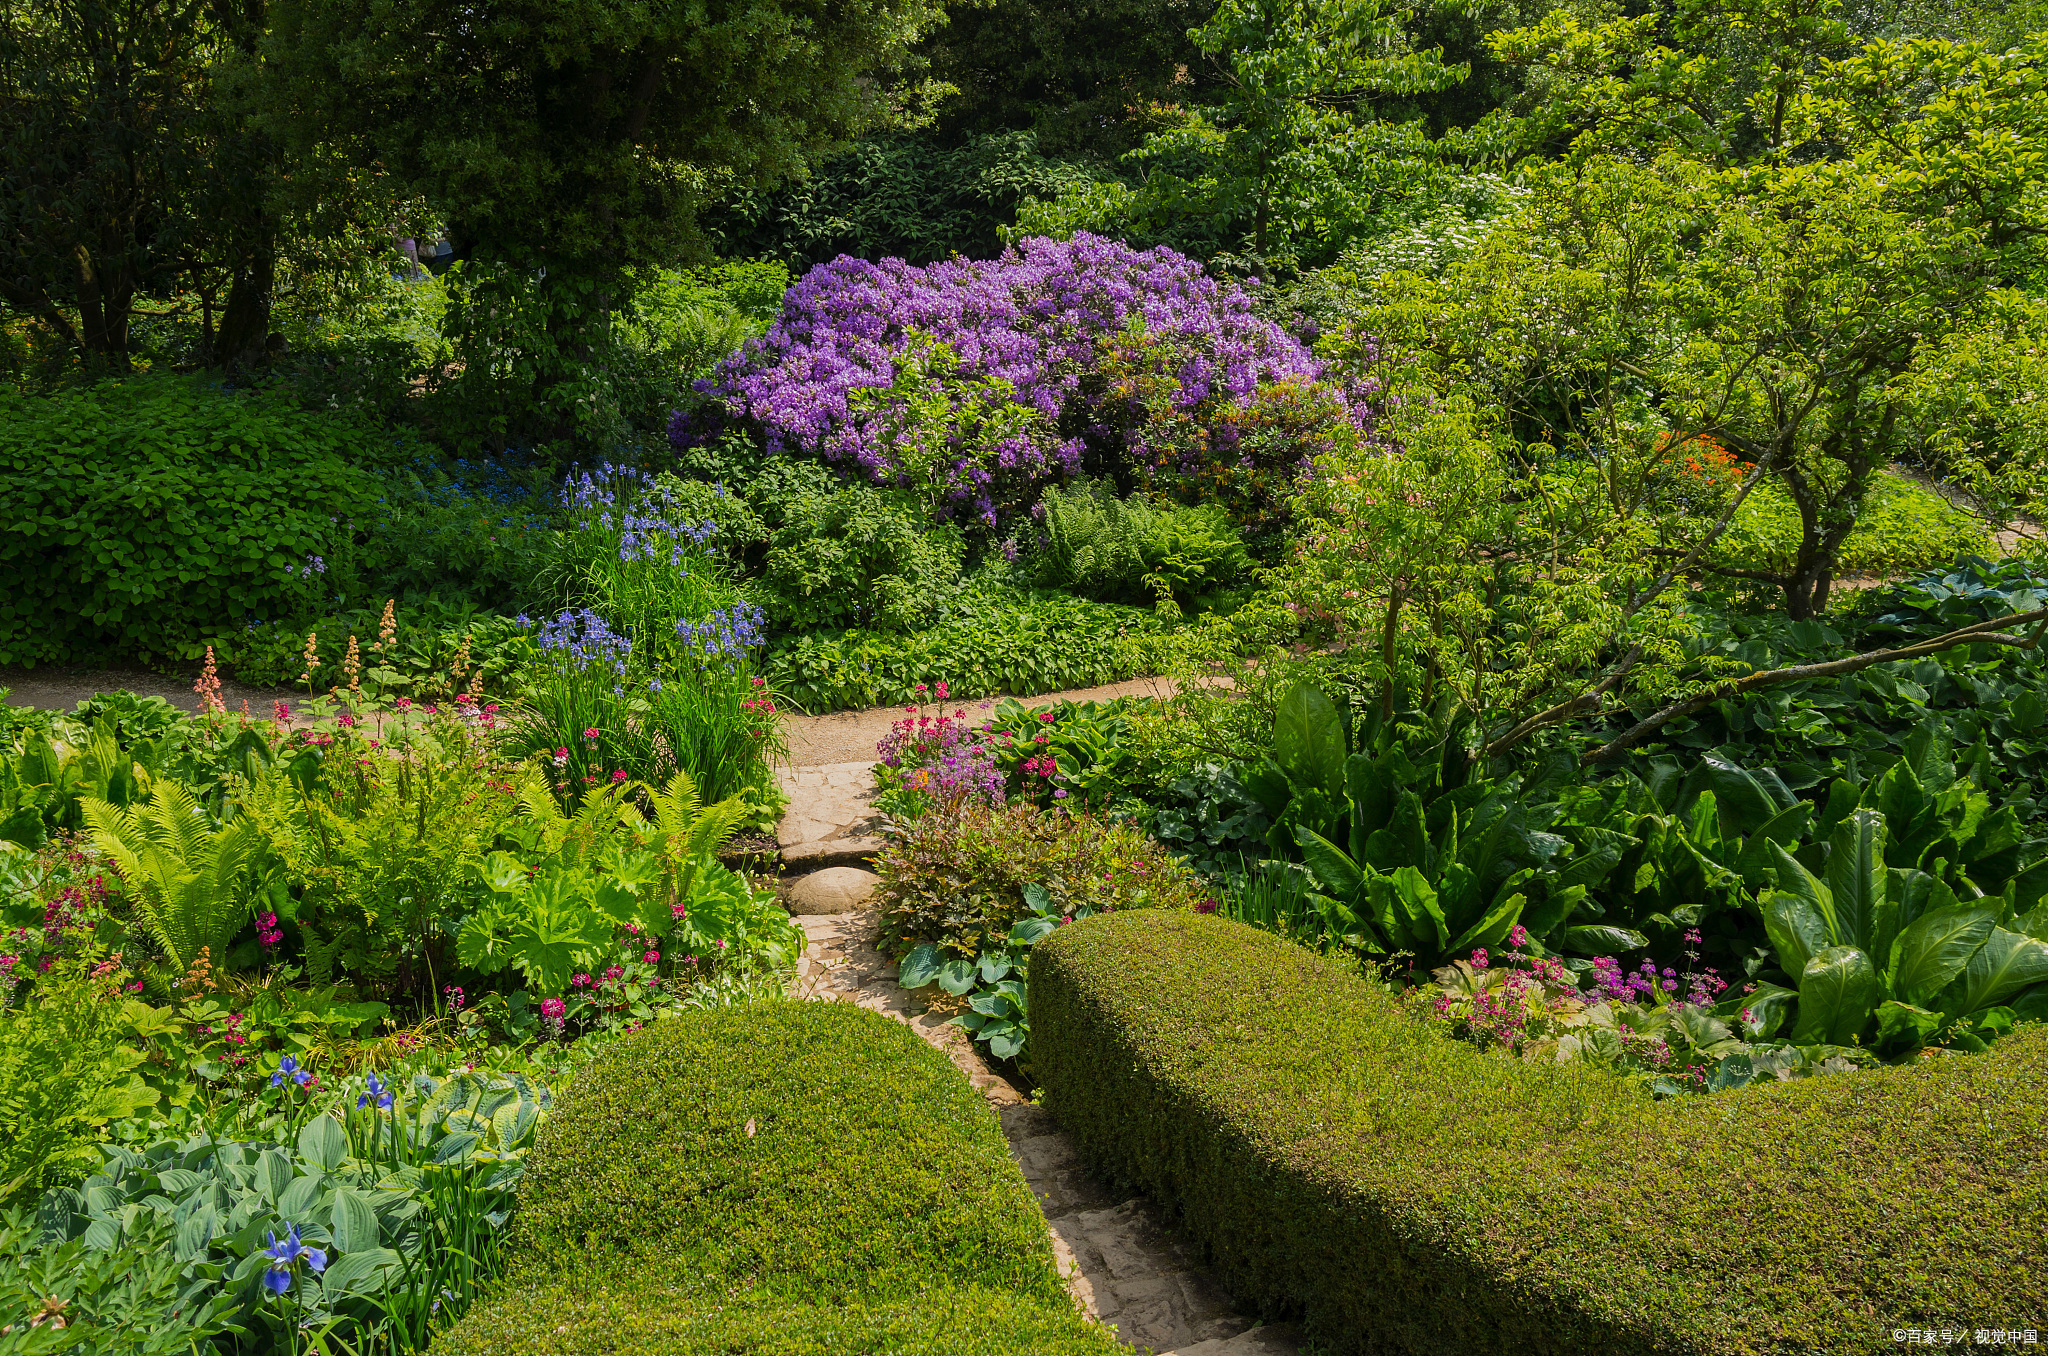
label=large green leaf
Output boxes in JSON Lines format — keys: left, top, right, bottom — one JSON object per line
{"left": 254, "top": 1149, "right": 293, "bottom": 1206}
{"left": 1762, "top": 892, "right": 1832, "bottom": 979}
{"left": 1766, "top": 842, "right": 1834, "bottom": 932}
{"left": 1889, "top": 904, "right": 1999, "bottom": 1008}
{"left": 897, "top": 944, "right": 942, "bottom": 989}
{"left": 1733, "top": 802, "right": 1815, "bottom": 888}
{"left": 1345, "top": 749, "right": 1403, "bottom": 845}
{"left": 513, "top": 871, "right": 616, "bottom": 997}
{"left": 1875, "top": 1000, "right": 1944, "bottom": 1049}
{"left": 1445, "top": 890, "right": 1526, "bottom": 955}
{"left": 297, "top": 1116, "right": 349, "bottom": 1173}
{"left": 320, "top": 1246, "right": 401, "bottom": 1297}
{"left": 1361, "top": 790, "right": 1428, "bottom": 873}
{"left": 1383, "top": 865, "right": 1449, "bottom": 954}
{"left": 1824, "top": 809, "right": 1888, "bottom": 951}
{"left": 1561, "top": 924, "right": 1649, "bottom": 955}
{"left": 1791, "top": 945, "right": 1879, "bottom": 1046}
{"left": 1271, "top": 682, "right": 1346, "bottom": 800}
{"left": 330, "top": 1188, "right": 381, "bottom": 1254}
{"left": 1931, "top": 927, "right": 2048, "bottom": 1018}
{"left": 1296, "top": 828, "right": 1364, "bottom": 905}
{"left": 1740, "top": 982, "right": 1798, "bottom": 1038}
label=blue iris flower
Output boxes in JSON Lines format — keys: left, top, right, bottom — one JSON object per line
{"left": 357, "top": 1071, "right": 393, "bottom": 1111}
{"left": 258, "top": 1223, "right": 328, "bottom": 1296}
{"left": 270, "top": 1055, "right": 313, "bottom": 1089}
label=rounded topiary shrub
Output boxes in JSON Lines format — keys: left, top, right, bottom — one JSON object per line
{"left": 441, "top": 1001, "right": 1115, "bottom": 1356}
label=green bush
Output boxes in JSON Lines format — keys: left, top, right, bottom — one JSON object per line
{"left": 0, "top": 1208, "right": 242, "bottom": 1354}
{"left": 1031, "top": 911, "right": 2048, "bottom": 1356}
{"left": 439, "top": 1002, "right": 1113, "bottom": 1355}
{"left": 758, "top": 484, "right": 965, "bottom": 633}
{"left": 1716, "top": 472, "right": 1995, "bottom": 578}
{"left": 0, "top": 376, "right": 393, "bottom": 665}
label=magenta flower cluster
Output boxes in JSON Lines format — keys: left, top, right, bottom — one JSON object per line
{"left": 678, "top": 234, "right": 1351, "bottom": 527}
{"left": 876, "top": 682, "right": 1006, "bottom": 812}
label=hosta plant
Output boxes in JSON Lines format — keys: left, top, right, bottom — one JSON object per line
{"left": 897, "top": 882, "right": 1079, "bottom": 1062}
{"left": 35, "top": 1068, "right": 545, "bottom": 1353}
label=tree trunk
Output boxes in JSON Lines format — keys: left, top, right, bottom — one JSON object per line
{"left": 215, "top": 231, "right": 275, "bottom": 369}
{"left": 72, "top": 244, "right": 133, "bottom": 369}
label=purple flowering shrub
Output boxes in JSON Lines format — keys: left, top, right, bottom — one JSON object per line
{"left": 677, "top": 233, "right": 1369, "bottom": 531}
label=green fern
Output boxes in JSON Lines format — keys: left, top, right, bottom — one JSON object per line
{"left": 82, "top": 783, "right": 260, "bottom": 978}
{"left": 1032, "top": 479, "right": 1251, "bottom": 602}
{"left": 622, "top": 770, "right": 750, "bottom": 906}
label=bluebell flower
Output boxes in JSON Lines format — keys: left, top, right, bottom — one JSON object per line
{"left": 357, "top": 1071, "right": 393, "bottom": 1111}
{"left": 270, "top": 1055, "right": 312, "bottom": 1089}
{"left": 258, "top": 1224, "right": 327, "bottom": 1296}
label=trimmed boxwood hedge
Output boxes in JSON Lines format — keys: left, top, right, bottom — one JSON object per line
{"left": 1032, "top": 911, "right": 2048, "bottom": 1356}
{"left": 441, "top": 1002, "right": 1114, "bottom": 1355}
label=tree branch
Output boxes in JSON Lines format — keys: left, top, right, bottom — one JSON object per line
{"left": 1483, "top": 642, "right": 1645, "bottom": 758}
{"left": 1626, "top": 441, "right": 1780, "bottom": 614}
{"left": 1582, "top": 607, "right": 2048, "bottom": 764}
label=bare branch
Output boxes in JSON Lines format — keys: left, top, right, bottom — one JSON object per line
{"left": 1582, "top": 607, "right": 2048, "bottom": 764}
{"left": 1483, "top": 643, "right": 1645, "bottom": 758}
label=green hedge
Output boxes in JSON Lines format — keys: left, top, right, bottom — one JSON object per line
{"left": 1031, "top": 912, "right": 2048, "bottom": 1356}
{"left": 439, "top": 1003, "right": 1114, "bottom": 1355}
{"left": 0, "top": 376, "right": 389, "bottom": 665}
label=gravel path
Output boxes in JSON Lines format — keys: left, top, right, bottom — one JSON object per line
{"left": 0, "top": 663, "right": 293, "bottom": 717}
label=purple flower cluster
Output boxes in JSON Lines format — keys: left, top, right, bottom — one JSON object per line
{"left": 536, "top": 608, "right": 634, "bottom": 673}
{"left": 674, "top": 603, "right": 766, "bottom": 664}
{"left": 680, "top": 234, "right": 1354, "bottom": 527}
{"left": 562, "top": 464, "right": 656, "bottom": 513}
{"left": 877, "top": 688, "right": 1006, "bottom": 813}
{"left": 615, "top": 511, "right": 715, "bottom": 566}
{"left": 1586, "top": 954, "right": 1726, "bottom": 1009}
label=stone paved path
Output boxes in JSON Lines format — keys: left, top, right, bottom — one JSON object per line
{"left": 793, "top": 905, "right": 1298, "bottom": 1356}
{"left": 772, "top": 687, "right": 1290, "bottom": 1355}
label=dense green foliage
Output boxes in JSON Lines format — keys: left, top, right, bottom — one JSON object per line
{"left": 758, "top": 484, "right": 966, "bottom": 632}
{"left": 765, "top": 584, "right": 1173, "bottom": 712}
{"left": 1033, "top": 910, "right": 2048, "bottom": 1354}
{"left": 0, "top": 1209, "right": 242, "bottom": 1355}
{"left": 438, "top": 1004, "right": 1113, "bottom": 1355}
{"left": 0, "top": 379, "right": 391, "bottom": 665}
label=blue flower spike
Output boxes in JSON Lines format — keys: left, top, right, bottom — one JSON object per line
{"left": 258, "top": 1223, "right": 328, "bottom": 1296}
{"left": 270, "top": 1055, "right": 313, "bottom": 1089}
{"left": 357, "top": 1071, "right": 393, "bottom": 1111}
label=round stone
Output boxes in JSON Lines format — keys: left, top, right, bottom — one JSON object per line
{"left": 786, "top": 866, "right": 881, "bottom": 916}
